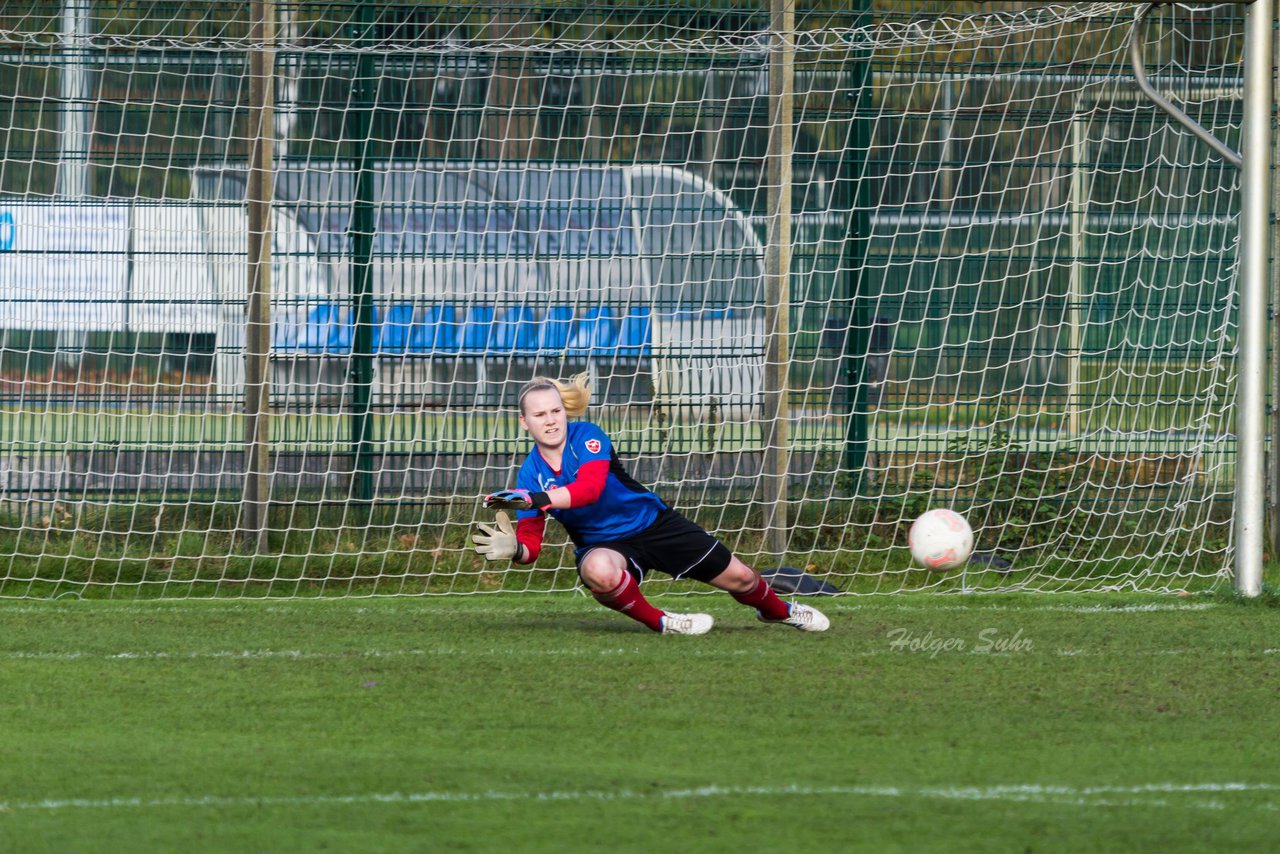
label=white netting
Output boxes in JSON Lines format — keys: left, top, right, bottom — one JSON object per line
{"left": 0, "top": 2, "right": 1248, "bottom": 596}
{"left": 0, "top": 3, "right": 1134, "bottom": 53}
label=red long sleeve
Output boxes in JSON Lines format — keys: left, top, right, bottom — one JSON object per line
{"left": 563, "top": 459, "right": 609, "bottom": 507}
{"left": 515, "top": 514, "right": 546, "bottom": 564}
{"left": 514, "top": 459, "right": 608, "bottom": 563}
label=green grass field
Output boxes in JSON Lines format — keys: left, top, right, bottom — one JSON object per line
{"left": 1, "top": 591, "right": 1278, "bottom": 851}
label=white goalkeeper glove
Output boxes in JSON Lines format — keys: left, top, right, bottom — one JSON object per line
{"left": 472, "top": 511, "right": 519, "bottom": 562}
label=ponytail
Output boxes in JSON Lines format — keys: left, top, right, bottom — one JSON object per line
{"left": 518, "top": 372, "right": 592, "bottom": 417}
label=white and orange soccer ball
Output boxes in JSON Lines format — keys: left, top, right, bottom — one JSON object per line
{"left": 908, "top": 509, "right": 974, "bottom": 571}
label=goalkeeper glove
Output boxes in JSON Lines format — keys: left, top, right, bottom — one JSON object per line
{"left": 472, "top": 511, "right": 519, "bottom": 562}
{"left": 484, "top": 488, "right": 552, "bottom": 511}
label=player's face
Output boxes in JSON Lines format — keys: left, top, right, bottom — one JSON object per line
{"left": 519, "top": 389, "right": 568, "bottom": 450}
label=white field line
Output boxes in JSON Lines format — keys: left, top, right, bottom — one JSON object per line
{"left": 0, "top": 645, "right": 1273, "bottom": 662}
{"left": 0, "top": 601, "right": 1221, "bottom": 616}
{"left": 1, "top": 783, "right": 1276, "bottom": 814}
{"left": 0, "top": 648, "right": 708, "bottom": 661}
{"left": 839, "top": 602, "right": 1220, "bottom": 613}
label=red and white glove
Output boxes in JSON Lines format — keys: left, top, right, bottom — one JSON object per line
{"left": 484, "top": 489, "right": 551, "bottom": 511}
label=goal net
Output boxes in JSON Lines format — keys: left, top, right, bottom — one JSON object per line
{"left": 0, "top": 2, "right": 1248, "bottom": 596}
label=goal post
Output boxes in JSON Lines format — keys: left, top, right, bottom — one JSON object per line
{"left": 0, "top": 1, "right": 1271, "bottom": 598}
{"left": 1234, "top": 0, "right": 1272, "bottom": 597}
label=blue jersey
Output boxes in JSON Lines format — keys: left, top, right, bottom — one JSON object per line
{"left": 515, "top": 421, "right": 666, "bottom": 550}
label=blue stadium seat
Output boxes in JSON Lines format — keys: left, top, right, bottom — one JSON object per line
{"left": 295, "top": 304, "right": 330, "bottom": 353}
{"left": 538, "top": 305, "right": 574, "bottom": 354}
{"left": 330, "top": 307, "right": 356, "bottom": 353}
{"left": 272, "top": 314, "right": 300, "bottom": 351}
{"left": 378, "top": 303, "right": 415, "bottom": 355}
{"left": 492, "top": 305, "right": 539, "bottom": 354}
{"left": 359, "top": 305, "right": 382, "bottom": 352}
{"left": 460, "top": 305, "right": 495, "bottom": 354}
{"left": 567, "top": 306, "right": 618, "bottom": 355}
{"left": 618, "top": 306, "right": 652, "bottom": 356}
{"left": 296, "top": 303, "right": 351, "bottom": 354}
{"left": 408, "top": 304, "right": 459, "bottom": 354}
{"left": 274, "top": 302, "right": 659, "bottom": 359}
{"left": 590, "top": 306, "right": 620, "bottom": 353}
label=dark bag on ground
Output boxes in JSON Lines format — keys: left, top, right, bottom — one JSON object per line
{"left": 761, "top": 566, "right": 841, "bottom": 596}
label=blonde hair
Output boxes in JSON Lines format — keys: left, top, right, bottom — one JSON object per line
{"left": 518, "top": 372, "right": 592, "bottom": 417}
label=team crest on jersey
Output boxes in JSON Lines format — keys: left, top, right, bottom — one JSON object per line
{"left": 585, "top": 439, "right": 601, "bottom": 454}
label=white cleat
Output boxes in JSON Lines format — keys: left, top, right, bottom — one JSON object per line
{"left": 759, "top": 602, "right": 830, "bottom": 632}
{"left": 660, "top": 612, "right": 715, "bottom": 635}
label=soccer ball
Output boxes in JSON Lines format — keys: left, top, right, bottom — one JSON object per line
{"left": 908, "top": 509, "right": 974, "bottom": 571}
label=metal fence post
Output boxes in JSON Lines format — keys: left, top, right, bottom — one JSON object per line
{"left": 242, "top": 0, "right": 274, "bottom": 553}
{"left": 349, "top": 0, "right": 377, "bottom": 511}
{"left": 843, "top": 0, "right": 873, "bottom": 494}
{"left": 762, "top": 0, "right": 794, "bottom": 559}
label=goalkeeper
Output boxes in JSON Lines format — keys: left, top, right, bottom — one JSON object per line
{"left": 472, "top": 373, "right": 829, "bottom": 635}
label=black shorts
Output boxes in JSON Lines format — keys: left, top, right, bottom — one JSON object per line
{"left": 577, "top": 509, "right": 733, "bottom": 584}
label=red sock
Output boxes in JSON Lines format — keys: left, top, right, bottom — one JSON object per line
{"left": 593, "top": 572, "right": 665, "bottom": 632}
{"left": 731, "top": 576, "right": 791, "bottom": 621}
